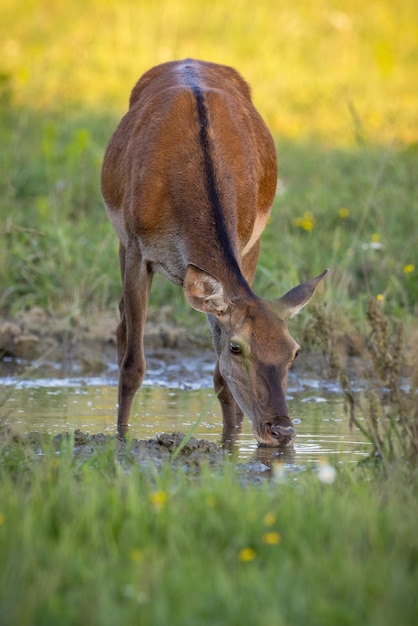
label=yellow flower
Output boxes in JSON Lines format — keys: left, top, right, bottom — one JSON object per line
{"left": 338, "top": 207, "right": 349, "bottom": 218}
{"left": 262, "top": 532, "right": 281, "bottom": 545}
{"left": 294, "top": 211, "right": 314, "bottom": 232}
{"left": 263, "top": 512, "right": 276, "bottom": 526}
{"left": 371, "top": 233, "right": 380, "bottom": 243}
{"left": 148, "top": 491, "right": 167, "bottom": 510}
{"left": 376, "top": 294, "right": 385, "bottom": 302}
{"left": 239, "top": 547, "right": 256, "bottom": 562}
{"left": 205, "top": 495, "right": 216, "bottom": 507}
{"left": 129, "top": 549, "right": 144, "bottom": 563}
{"left": 403, "top": 264, "right": 415, "bottom": 274}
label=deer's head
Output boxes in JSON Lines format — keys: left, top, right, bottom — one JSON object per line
{"left": 184, "top": 266, "right": 328, "bottom": 446}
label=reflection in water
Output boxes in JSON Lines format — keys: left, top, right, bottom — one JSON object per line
{"left": 1, "top": 374, "right": 371, "bottom": 467}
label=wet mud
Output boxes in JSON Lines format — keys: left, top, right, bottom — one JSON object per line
{"left": 0, "top": 426, "right": 293, "bottom": 481}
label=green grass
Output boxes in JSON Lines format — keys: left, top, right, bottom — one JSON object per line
{"left": 1, "top": 438, "right": 418, "bottom": 625}
{"left": 1, "top": 109, "right": 417, "bottom": 327}
{"left": 256, "top": 140, "right": 418, "bottom": 318}
{"left": 0, "top": 109, "right": 119, "bottom": 314}
{"left": 0, "top": 0, "right": 417, "bottom": 328}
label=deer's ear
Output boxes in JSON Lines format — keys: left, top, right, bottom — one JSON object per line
{"left": 183, "top": 264, "right": 230, "bottom": 315}
{"left": 275, "top": 269, "right": 329, "bottom": 320}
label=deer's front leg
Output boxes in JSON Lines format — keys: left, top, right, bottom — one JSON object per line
{"left": 207, "top": 315, "right": 244, "bottom": 445}
{"left": 117, "top": 239, "right": 153, "bottom": 436}
{"left": 213, "top": 361, "right": 244, "bottom": 447}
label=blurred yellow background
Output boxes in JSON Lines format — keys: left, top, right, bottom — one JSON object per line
{"left": 1, "top": 0, "right": 417, "bottom": 144}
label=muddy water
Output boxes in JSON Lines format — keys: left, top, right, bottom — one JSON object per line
{"left": 0, "top": 351, "right": 371, "bottom": 467}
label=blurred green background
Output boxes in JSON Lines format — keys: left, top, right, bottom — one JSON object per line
{"left": 0, "top": 0, "right": 417, "bottom": 326}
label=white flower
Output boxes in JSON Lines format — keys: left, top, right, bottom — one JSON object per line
{"left": 317, "top": 462, "right": 337, "bottom": 484}
{"left": 362, "top": 242, "right": 383, "bottom": 251}
{"left": 272, "top": 462, "right": 287, "bottom": 483}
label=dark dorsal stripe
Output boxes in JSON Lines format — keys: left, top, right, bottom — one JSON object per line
{"left": 181, "top": 63, "right": 251, "bottom": 294}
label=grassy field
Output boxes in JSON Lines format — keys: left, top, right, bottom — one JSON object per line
{"left": 0, "top": 0, "right": 417, "bottom": 326}
{"left": 0, "top": 437, "right": 418, "bottom": 626}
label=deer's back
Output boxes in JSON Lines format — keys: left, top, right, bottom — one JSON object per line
{"left": 101, "top": 59, "right": 277, "bottom": 280}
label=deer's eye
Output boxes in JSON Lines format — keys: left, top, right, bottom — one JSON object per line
{"left": 229, "top": 342, "right": 242, "bottom": 355}
{"left": 294, "top": 348, "right": 302, "bottom": 359}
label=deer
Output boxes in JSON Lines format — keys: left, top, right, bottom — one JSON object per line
{"left": 101, "top": 59, "right": 328, "bottom": 447}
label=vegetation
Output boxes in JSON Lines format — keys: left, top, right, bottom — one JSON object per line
{"left": 0, "top": 436, "right": 418, "bottom": 626}
{"left": 312, "top": 297, "right": 418, "bottom": 469}
{"left": 0, "top": 0, "right": 417, "bottom": 323}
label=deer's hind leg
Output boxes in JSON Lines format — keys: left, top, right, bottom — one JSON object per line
{"left": 117, "top": 238, "right": 153, "bottom": 435}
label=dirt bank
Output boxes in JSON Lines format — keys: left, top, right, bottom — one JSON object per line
{"left": 0, "top": 307, "right": 209, "bottom": 375}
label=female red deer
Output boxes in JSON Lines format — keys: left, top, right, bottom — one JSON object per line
{"left": 101, "top": 59, "right": 327, "bottom": 446}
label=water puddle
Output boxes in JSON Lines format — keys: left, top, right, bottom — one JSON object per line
{"left": 0, "top": 351, "right": 371, "bottom": 468}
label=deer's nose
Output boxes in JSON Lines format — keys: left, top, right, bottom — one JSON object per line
{"left": 269, "top": 421, "right": 295, "bottom": 443}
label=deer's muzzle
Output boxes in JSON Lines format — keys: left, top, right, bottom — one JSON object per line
{"left": 256, "top": 419, "right": 296, "bottom": 447}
